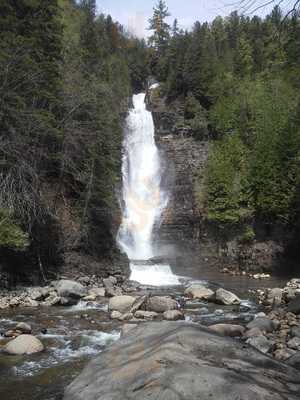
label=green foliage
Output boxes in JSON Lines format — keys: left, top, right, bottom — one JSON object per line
{"left": 239, "top": 225, "right": 255, "bottom": 243}
{"left": 209, "top": 76, "right": 299, "bottom": 223}
{"left": 204, "top": 134, "right": 252, "bottom": 224}
{"left": 148, "top": 0, "right": 171, "bottom": 51}
{"left": 235, "top": 35, "right": 254, "bottom": 77}
{"left": 0, "top": 210, "right": 29, "bottom": 251}
{"left": 148, "top": 0, "right": 171, "bottom": 78}
{"left": 184, "top": 93, "right": 208, "bottom": 139}
{"left": 0, "top": 0, "right": 147, "bottom": 275}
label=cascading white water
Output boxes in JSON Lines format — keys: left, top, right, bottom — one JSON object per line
{"left": 117, "top": 92, "right": 179, "bottom": 286}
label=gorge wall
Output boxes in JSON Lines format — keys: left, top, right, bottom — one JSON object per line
{"left": 147, "top": 85, "right": 291, "bottom": 275}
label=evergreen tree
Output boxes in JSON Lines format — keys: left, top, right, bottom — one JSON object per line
{"left": 148, "top": 0, "right": 171, "bottom": 51}
{"left": 235, "top": 35, "right": 254, "bottom": 77}
{"left": 172, "top": 18, "right": 179, "bottom": 36}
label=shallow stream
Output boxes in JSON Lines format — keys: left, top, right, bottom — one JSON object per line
{"left": 0, "top": 265, "right": 290, "bottom": 400}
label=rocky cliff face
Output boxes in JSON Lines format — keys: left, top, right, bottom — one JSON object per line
{"left": 146, "top": 87, "right": 219, "bottom": 267}
{"left": 146, "top": 85, "right": 287, "bottom": 274}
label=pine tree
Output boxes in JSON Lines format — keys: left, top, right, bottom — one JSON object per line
{"left": 172, "top": 18, "right": 179, "bottom": 37}
{"left": 148, "top": 0, "right": 171, "bottom": 52}
{"left": 235, "top": 35, "right": 254, "bottom": 77}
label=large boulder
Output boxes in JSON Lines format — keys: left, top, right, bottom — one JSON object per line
{"left": 146, "top": 296, "right": 177, "bottom": 312}
{"left": 4, "top": 335, "right": 44, "bottom": 355}
{"left": 246, "top": 317, "right": 277, "bottom": 333}
{"left": 108, "top": 296, "right": 136, "bottom": 313}
{"left": 184, "top": 285, "right": 215, "bottom": 301}
{"left": 55, "top": 280, "right": 87, "bottom": 299}
{"left": 215, "top": 288, "right": 241, "bottom": 305}
{"left": 64, "top": 322, "right": 300, "bottom": 400}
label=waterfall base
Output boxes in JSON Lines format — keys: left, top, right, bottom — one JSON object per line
{"left": 130, "top": 262, "right": 180, "bottom": 286}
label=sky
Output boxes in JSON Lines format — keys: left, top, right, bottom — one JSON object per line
{"left": 96, "top": 0, "right": 283, "bottom": 37}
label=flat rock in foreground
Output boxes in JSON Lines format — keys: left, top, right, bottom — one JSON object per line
{"left": 64, "top": 322, "right": 300, "bottom": 400}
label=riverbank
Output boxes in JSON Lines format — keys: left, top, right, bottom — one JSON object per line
{"left": 0, "top": 270, "right": 300, "bottom": 400}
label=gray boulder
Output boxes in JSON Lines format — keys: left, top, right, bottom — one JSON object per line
{"left": 247, "top": 317, "right": 276, "bottom": 333}
{"left": 4, "top": 334, "right": 44, "bottom": 355}
{"left": 184, "top": 285, "right": 214, "bottom": 301}
{"left": 215, "top": 288, "right": 241, "bottom": 305}
{"left": 147, "top": 296, "right": 177, "bottom": 312}
{"left": 246, "top": 335, "right": 274, "bottom": 354}
{"left": 108, "top": 296, "right": 136, "bottom": 313}
{"left": 64, "top": 322, "right": 300, "bottom": 400}
{"left": 55, "top": 280, "right": 87, "bottom": 299}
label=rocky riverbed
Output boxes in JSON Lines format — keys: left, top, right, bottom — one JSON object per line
{"left": 0, "top": 272, "right": 300, "bottom": 399}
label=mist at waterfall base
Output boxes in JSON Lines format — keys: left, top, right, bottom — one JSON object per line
{"left": 117, "top": 93, "right": 179, "bottom": 286}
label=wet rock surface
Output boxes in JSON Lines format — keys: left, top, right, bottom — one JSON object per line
{"left": 146, "top": 296, "right": 178, "bottom": 312}
{"left": 215, "top": 288, "right": 241, "bottom": 305}
{"left": 64, "top": 321, "right": 300, "bottom": 400}
{"left": 184, "top": 284, "right": 215, "bottom": 300}
{"left": 4, "top": 334, "right": 44, "bottom": 355}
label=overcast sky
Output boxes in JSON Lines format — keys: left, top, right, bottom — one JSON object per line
{"left": 96, "top": 0, "right": 281, "bottom": 37}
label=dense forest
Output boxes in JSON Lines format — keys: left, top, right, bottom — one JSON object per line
{"left": 148, "top": 1, "right": 300, "bottom": 250}
{"left": 0, "top": 0, "right": 148, "bottom": 282}
{"left": 0, "top": 0, "right": 299, "bottom": 282}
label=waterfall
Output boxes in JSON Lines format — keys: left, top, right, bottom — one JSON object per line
{"left": 117, "top": 93, "right": 179, "bottom": 286}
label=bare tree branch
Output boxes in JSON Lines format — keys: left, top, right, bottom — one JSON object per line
{"left": 223, "top": 0, "right": 300, "bottom": 15}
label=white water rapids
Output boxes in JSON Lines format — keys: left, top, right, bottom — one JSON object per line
{"left": 117, "top": 93, "right": 179, "bottom": 286}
